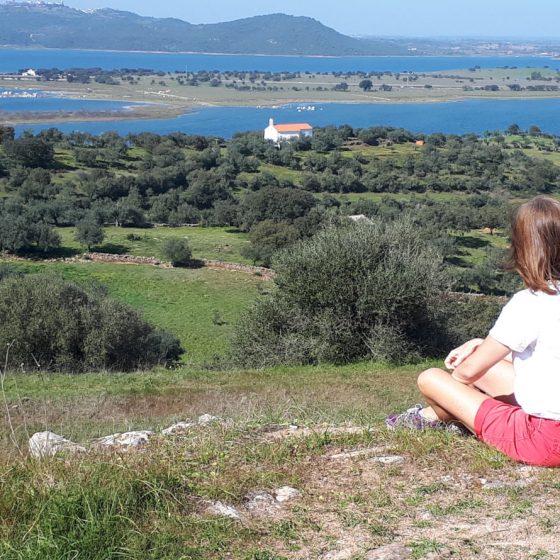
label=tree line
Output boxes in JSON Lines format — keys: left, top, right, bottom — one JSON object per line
{"left": 0, "top": 124, "right": 556, "bottom": 289}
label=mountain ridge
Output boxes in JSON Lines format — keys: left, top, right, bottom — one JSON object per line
{"left": 0, "top": 3, "right": 411, "bottom": 55}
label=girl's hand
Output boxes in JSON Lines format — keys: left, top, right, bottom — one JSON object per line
{"left": 445, "top": 338, "right": 484, "bottom": 370}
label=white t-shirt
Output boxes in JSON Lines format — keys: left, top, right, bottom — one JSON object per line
{"left": 489, "top": 288, "right": 560, "bottom": 420}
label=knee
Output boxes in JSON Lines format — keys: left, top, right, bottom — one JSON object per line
{"left": 417, "top": 367, "right": 446, "bottom": 393}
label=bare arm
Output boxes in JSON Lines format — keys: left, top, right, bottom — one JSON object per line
{"left": 451, "top": 336, "right": 512, "bottom": 385}
{"left": 444, "top": 338, "right": 484, "bottom": 370}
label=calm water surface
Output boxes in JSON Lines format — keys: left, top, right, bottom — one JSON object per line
{"left": 1, "top": 48, "right": 560, "bottom": 74}
{"left": 0, "top": 88, "right": 136, "bottom": 112}
{"left": 4, "top": 49, "right": 560, "bottom": 137}
{"left": 13, "top": 99, "right": 560, "bottom": 138}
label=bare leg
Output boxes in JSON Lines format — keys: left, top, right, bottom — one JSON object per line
{"left": 416, "top": 368, "right": 492, "bottom": 432}
{"left": 472, "top": 360, "right": 517, "bottom": 405}
{"left": 420, "top": 360, "right": 516, "bottom": 424}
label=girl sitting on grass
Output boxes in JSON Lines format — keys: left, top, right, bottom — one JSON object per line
{"left": 386, "top": 196, "right": 560, "bottom": 467}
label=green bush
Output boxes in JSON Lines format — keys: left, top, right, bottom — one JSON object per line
{"left": 161, "top": 237, "right": 192, "bottom": 266}
{"left": 0, "top": 264, "right": 22, "bottom": 282}
{"left": 437, "top": 294, "right": 504, "bottom": 349}
{"left": 0, "top": 274, "right": 184, "bottom": 372}
{"left": 231, "top": 218, "right": 449, "bottom": 366}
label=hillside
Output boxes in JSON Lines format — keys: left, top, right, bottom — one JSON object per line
{"left": 0, "top": 3, "right": 410, "bottom": 55}
{"left": 2, "top": 361, "right": 560, "bottom": 559}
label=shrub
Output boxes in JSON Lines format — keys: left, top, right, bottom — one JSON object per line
{"left": 231, "top": 218, "right": 449, "bottom": 366}
{"left": 0, "top": 274, "right": 184, "bottom": 372}
{"left": 437, "top": 294, "right": 504, "bottom": 350}
{"left": 161, "top": 237, "right": 192, "bottom": 266}
{"left": 0, "top": 264, "right": 23, "bottom": 282}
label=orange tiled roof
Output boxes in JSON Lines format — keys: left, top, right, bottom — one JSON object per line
{"left": 274, "top": 123, "right": 313, "bottom": 132}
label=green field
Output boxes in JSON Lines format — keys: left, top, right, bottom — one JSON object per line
{"left": 4, "top": 260, "right": 263, "bottom": 363}
{"left": 57, "top": 225, "right": 251, "bottom": 264}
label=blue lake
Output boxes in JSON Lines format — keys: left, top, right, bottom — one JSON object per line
{"left": 0, "top": 89, "right": 137, "bottom": 113}
{"left": 4, "top": 48, "right": 560, "bottom": 138}
{"left": 13, "top": 99, "right": 560, "bottom": 138}
{"left": 1, "top": 48, "right": 560, "bottom": 74}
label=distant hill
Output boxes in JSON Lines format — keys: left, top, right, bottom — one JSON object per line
{"left": 0, "top": 2, "right": 410, "bottom": 56}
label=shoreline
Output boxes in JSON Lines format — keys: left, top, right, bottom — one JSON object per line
{"left": 1, "top": 105, "right": 188, "bottom": 125}
{"left": 0, "top": 45, "right": 556, "bottom": 59}
{"left": 5, "top": 94, "right": 560, "bottom": 126}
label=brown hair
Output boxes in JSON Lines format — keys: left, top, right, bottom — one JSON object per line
{"left": 510, "top": 196, "right": 560, "bottom": 294}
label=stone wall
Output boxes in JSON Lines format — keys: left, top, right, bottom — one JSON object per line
{"left": 78, "top": 252, "right": 275, "bottom": 279}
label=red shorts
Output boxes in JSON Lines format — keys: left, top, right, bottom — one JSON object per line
{"left": 474, "top": 398, "right": 560, "bottom": 467}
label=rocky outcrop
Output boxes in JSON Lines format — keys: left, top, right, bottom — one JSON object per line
{"left": 29, "top": 431, "right": 87, "bottom": 458}
{"left": 79, "top": 253, "right": 274, "bottom": 278}
{"left": 90, "top": 430, "right": 153, "bottom": 451}
{"left": 203, "top": 260, "right": 274, "bottom": 279}
{"left": 204, "top": 485, "right": 303, "bottom": 521}
{"left": 274, "top": 486, "right": 302, "bottom": 503}
{"left": 161, "top": 421, "right": 195, "bottom": 435}
{"left": 81, "top": 252, "right": 169, "bottom": 267}
{"left": 28, "top": 413, "right": 228, "bottom": 458}
{"left": 161, "top": 414, "right": 225, "bottom": 435}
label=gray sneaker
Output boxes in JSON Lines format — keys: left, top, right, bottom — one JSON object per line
{"left": 385, "top": 404, "right": 469, "bottom": 434}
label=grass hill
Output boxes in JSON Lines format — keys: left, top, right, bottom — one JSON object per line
{"left": 0, "top": 3, "right": 410, "bottom": 55}
{"left": 2, "top": 360, "right": 560, "bottom": 559}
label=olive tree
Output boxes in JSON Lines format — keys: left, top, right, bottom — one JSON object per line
{"left": 232, "top": 217, "right": 449, "bottom": 366}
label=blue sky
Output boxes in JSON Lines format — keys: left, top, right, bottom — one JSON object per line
{"left": 62, "top": 1, "right": 559, "bottom": 38}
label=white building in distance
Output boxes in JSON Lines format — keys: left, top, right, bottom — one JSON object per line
{"left": 264, "top": 118, "right": 313, "bottom": 142}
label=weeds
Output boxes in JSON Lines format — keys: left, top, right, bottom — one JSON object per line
{"left": 2, "top": 363, "right": 560, "bottom": 558}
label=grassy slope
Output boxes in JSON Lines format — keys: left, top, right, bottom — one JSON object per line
{"left": 5, "top": 260, "right": 263, "bottom": 363}
{"left": 57, "top": 225, "right": 252, "bottom": 264}
{"left": 2, "top": 360, "right": 560, "bottom": 559}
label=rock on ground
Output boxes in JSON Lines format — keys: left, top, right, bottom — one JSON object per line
{"left": 370, "top": 455, "right": 405, "bottom": 465}
{"left": 274, "top": 486, "right": 302, "bottom": 503}
{"left": 244, "top": 491, "right": 280, "bottom": 517}
{"left": 161, "top": 421, "right": 195, "bottom": 435}
{"left": 197, "top": 414, "right": 223, "bottom": 425}
{"left": 91, "top": 430, "right": 153, "bottom": 450}
{"left": 205, "top": 500, "right": 241, "bottom": 520}
{"left": 330, "top": 447, "right": 389, "bottom": 460}
{"left": 29, "top": 431, "right": 86, "bottom": 458}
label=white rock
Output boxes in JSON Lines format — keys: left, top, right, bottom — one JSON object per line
{"left": 29, "top": 431, "right": 86, "bottom": 458}
{"left": 330, "top": 446, "right": 388, "bottom": 460}
{"left": 481, "top": 479, "right": 507, "bottom": 490}
{"left": 205, "top": 500, "right": 241, "bottom": 520}
{"left": 366, "top": 544, "right": 411, "bottom": 560}
{"left": 244, "top": 491, "right": 280, "bottom": 517}
{"left": 370, "top": 455, "right": 405, "bottom": 465}
{"left": 197, "top": 414, "right": 222, "bottom": 425}
{"left": 274, "top": 486, "right": 302, "bottom": 503}
{"left": 161, "top": 421, "right": 195, "bottom": 435}
{"left": 91, "top": 430, "right": 153, "bottom": 450}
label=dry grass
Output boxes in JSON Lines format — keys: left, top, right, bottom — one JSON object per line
{"left": 2, "top": 363, "right": 560, "bottom": 558}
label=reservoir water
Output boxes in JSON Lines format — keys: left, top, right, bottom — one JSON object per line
{"left": 1, "top": 48, "right": 560, "bottom": 74}
{"left": 0, "top": 88, "right": 136, "bottom": 113}
{"left": 12, "top": 99, "right": 560, "bottom": 138}
{"left": 3, "top": 48, "right": 560, "bottom": 137}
